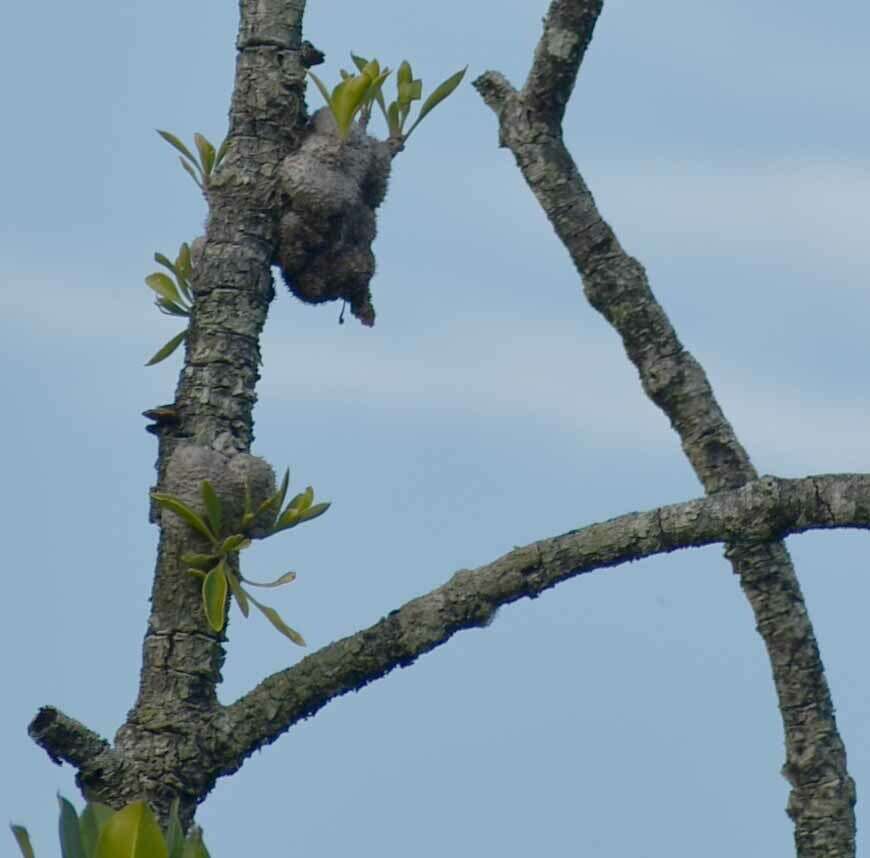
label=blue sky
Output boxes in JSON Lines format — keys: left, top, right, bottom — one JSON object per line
{"left": 3, "top": 1, "right": 869, "bottom": 855}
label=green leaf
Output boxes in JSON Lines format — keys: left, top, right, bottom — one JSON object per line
{"left": 151, "top": 494, "right": 217, "bottom": 543}
{"left": 398, "top": 79, "right": 422, "bottom": 107}
{"left": 146, "top": 329, "right": 188, "bottom": 366}
{"left": 225, "top": 568, "right": 250, "bottom": 618}
{"left": 193, "top": 133, "right": 216, "bottom": 177}
{"left": 154, "top": 252, "right": 178, "bottom": 276}
{"left": 164, "top": 800, "right": 184, "bottom": 858}
{"left": 297, "top": 501, "right": 331, "bottom": 523}
{"left": 306, "top": 70, "right": 334, "bottom": 108}
{"left": 10, "top": 826, "right": 35, "bottom": 858}
{"left": 182, "top": 827, "right": 210, "bottom": 858}
{"left": 146, "top": 273, "right": 182, "bottom": 306}
{"left": 272, "top": 508, "right": 300, "bottom": 531}
{"left": 214, "top": 137, "right": 230, "bottom": 170}
{"left": 397, "top": 60, "right": 413, "bottom": 87}
{"left": 404, "top": 66, "right": 467, "bottom": 139}
{"left": 387, "top": 101, "right": 401, "bottom": 137}
{"left": 95, "top": 802, "right": 168, "bottom": 858}
{"left": 178, "top": 157, "right": 204, "bottom": 189}
{"left": 176, "top": 243, "right": 192, "bottom": 280}
{"left": 181, "top": 552, "right": 219, "bottom": 571}
{"left": 219, "top": 534, "right": 250, "bottom": 555}
{"left": 80, "top": 804, "right": 114, "bottom": 858}
{"left": 255, "top": 468, "right": 290, "bottom": 526}
{"left": 57, "top": 795, "right": 85, "bottom": 858}
{"left": 350, "top": 53, "right": 369, "bottom": 72}
{"left": 242, "top": 570, "right": 296, "bottom": 588}
{"left": 331, "top": 73, "right": 375, "bottom": 137}
{"left": 298, "top": 486, "right": 314, "bottom": 512}
{"left": 157, "top": 129, "right": 197, "bottom": 164}
{"left": 202, "top": 561, "right": 229, "bottom": 631}
{"left": 247, "top": 592, "right": 306, "bottom": 646}
{"left": 201, "top": 481, "right": 222, "bottom": 537}
{"left": 155, "top": 299, "right": 190, "bottom": 318}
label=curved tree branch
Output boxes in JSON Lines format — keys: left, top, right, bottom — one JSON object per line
{"left": 474, "top": 3, "right": 856, "bottom": 855}
{"left": 211, "top": 472, "right": 870, "bottom": 777}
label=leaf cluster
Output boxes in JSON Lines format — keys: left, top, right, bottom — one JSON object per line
{"left": 11, "top": 796, "right": 209, "bottom": 858}
{"left": 156, "top": 130, "right": 228, "bottom": 191}
{"left": 308, "top": 53, "right": 466, "bottom": 144}
{"left": 145, "top": 243, "right": 195, "bottom": 366}
{"left": 151, "top": 470, "right": 330, "bottom": 645}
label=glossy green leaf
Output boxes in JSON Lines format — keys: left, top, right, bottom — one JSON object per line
{"left": 151, "top": 494, "right": 216, "bottom": 543}
{"left": 242, "top": 570, "right": 296, "bottom": 588}
{"left": 214, "top": 137, "right": 230, "bottom": 169}
{"left": 248, "top": 592, "right": 306, "bottom": 646}
{"left": 146, "top": 329, "right": 188, "bottom": 366}
{"left": 193, "top": 133, "right": 216, "bottom": 177}
{"left": 164, "top": 800, "right": 183, "bottom": 858}
{"left": 178, "top": 157, "right": 204, "bottom": 189}
{"left": 146, "top": 273, "right": 182, "bottom": 306}
{"left": 181, "top": 552, "right": 219, "bottom": 571}
{"left": 157, "top": 129, "right": 197, "bottom": 164}
{"left": 219, "top": 534, "right": 250, "bottom": 555}
{"left": 298, "top": 501, "right": 331, "bottom": 523}
{"left": 201, "top": 481, "right": 222, "bottom": 537}
{"left": 95, "top": 802, "right": 168, "bottom": 858}
{"left": 225, "top": 568, "right": 250, "bottom": 618}
{"left": 404, "top": 67, "right": 467, "bottom": 139}
{"left": 10, "top": 826, "right": 35, "bottom": 858}
{"left": 203, "top": 561, "right": 229, "bottom": 631}
{"left": 58, "top": 795, "right": 85, "bottom": 858}
{"left": 80, "top": 803, "right": 114, "bottom": 858}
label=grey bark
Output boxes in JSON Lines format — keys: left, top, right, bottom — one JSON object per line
{"left": 474, "top": 2, "right": 855, "bottom": 855}
{"left": 27, "top": 0, "right": 861, "bottom": 853}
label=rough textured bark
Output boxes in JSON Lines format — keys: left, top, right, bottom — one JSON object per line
{"left": 26, "top": 0, "right": 861, "bottom": 852}
{"left": 474, "top": 2, "right": 856, "bottom": 855}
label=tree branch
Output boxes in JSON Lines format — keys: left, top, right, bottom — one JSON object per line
{"left": 524, "top": 0, "right": 603, "bottom": 123}
{"left": 212, "top": 473, "right": 870, "bottom": 776}
{"left": 474, "top": 11, "right": 857, "bottom": 854}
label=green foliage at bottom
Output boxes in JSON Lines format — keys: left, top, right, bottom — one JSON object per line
{"left": 10, "top": 796, "right": 210, "bottom": 858}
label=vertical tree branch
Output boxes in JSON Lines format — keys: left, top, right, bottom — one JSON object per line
{"left": 474, "top": 3, "right": 856, "bottom": 856}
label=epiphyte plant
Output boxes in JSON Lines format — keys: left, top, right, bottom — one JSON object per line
{"left": 145, "top": 241, "right": 194, "bottom": 366}
{"left": 11, "top": 795, "right": 210, "bottom": 858}
{"left": 308, "top": 53, "right": 466, "bottom": 145}
{"left": 151, "top": 469, "right": 330, "bottom": 645}
{"left": 156, "top": 129, "right": 229, "bottom": 191}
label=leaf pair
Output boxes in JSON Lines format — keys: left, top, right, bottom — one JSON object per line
{"left": 145, "top": 242, "right": 195, "bottom": 366}
{"left": 152, "top": 471, "right": 330, "bottom": 645}
{"left": 10, "top": 796, "right": 209, "bottom": 858}
{"left": 156, "top": 130, "right": 229, "bottom": 191}
{"left": 308, "top": 58, "right": 391, "bottom": 138}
